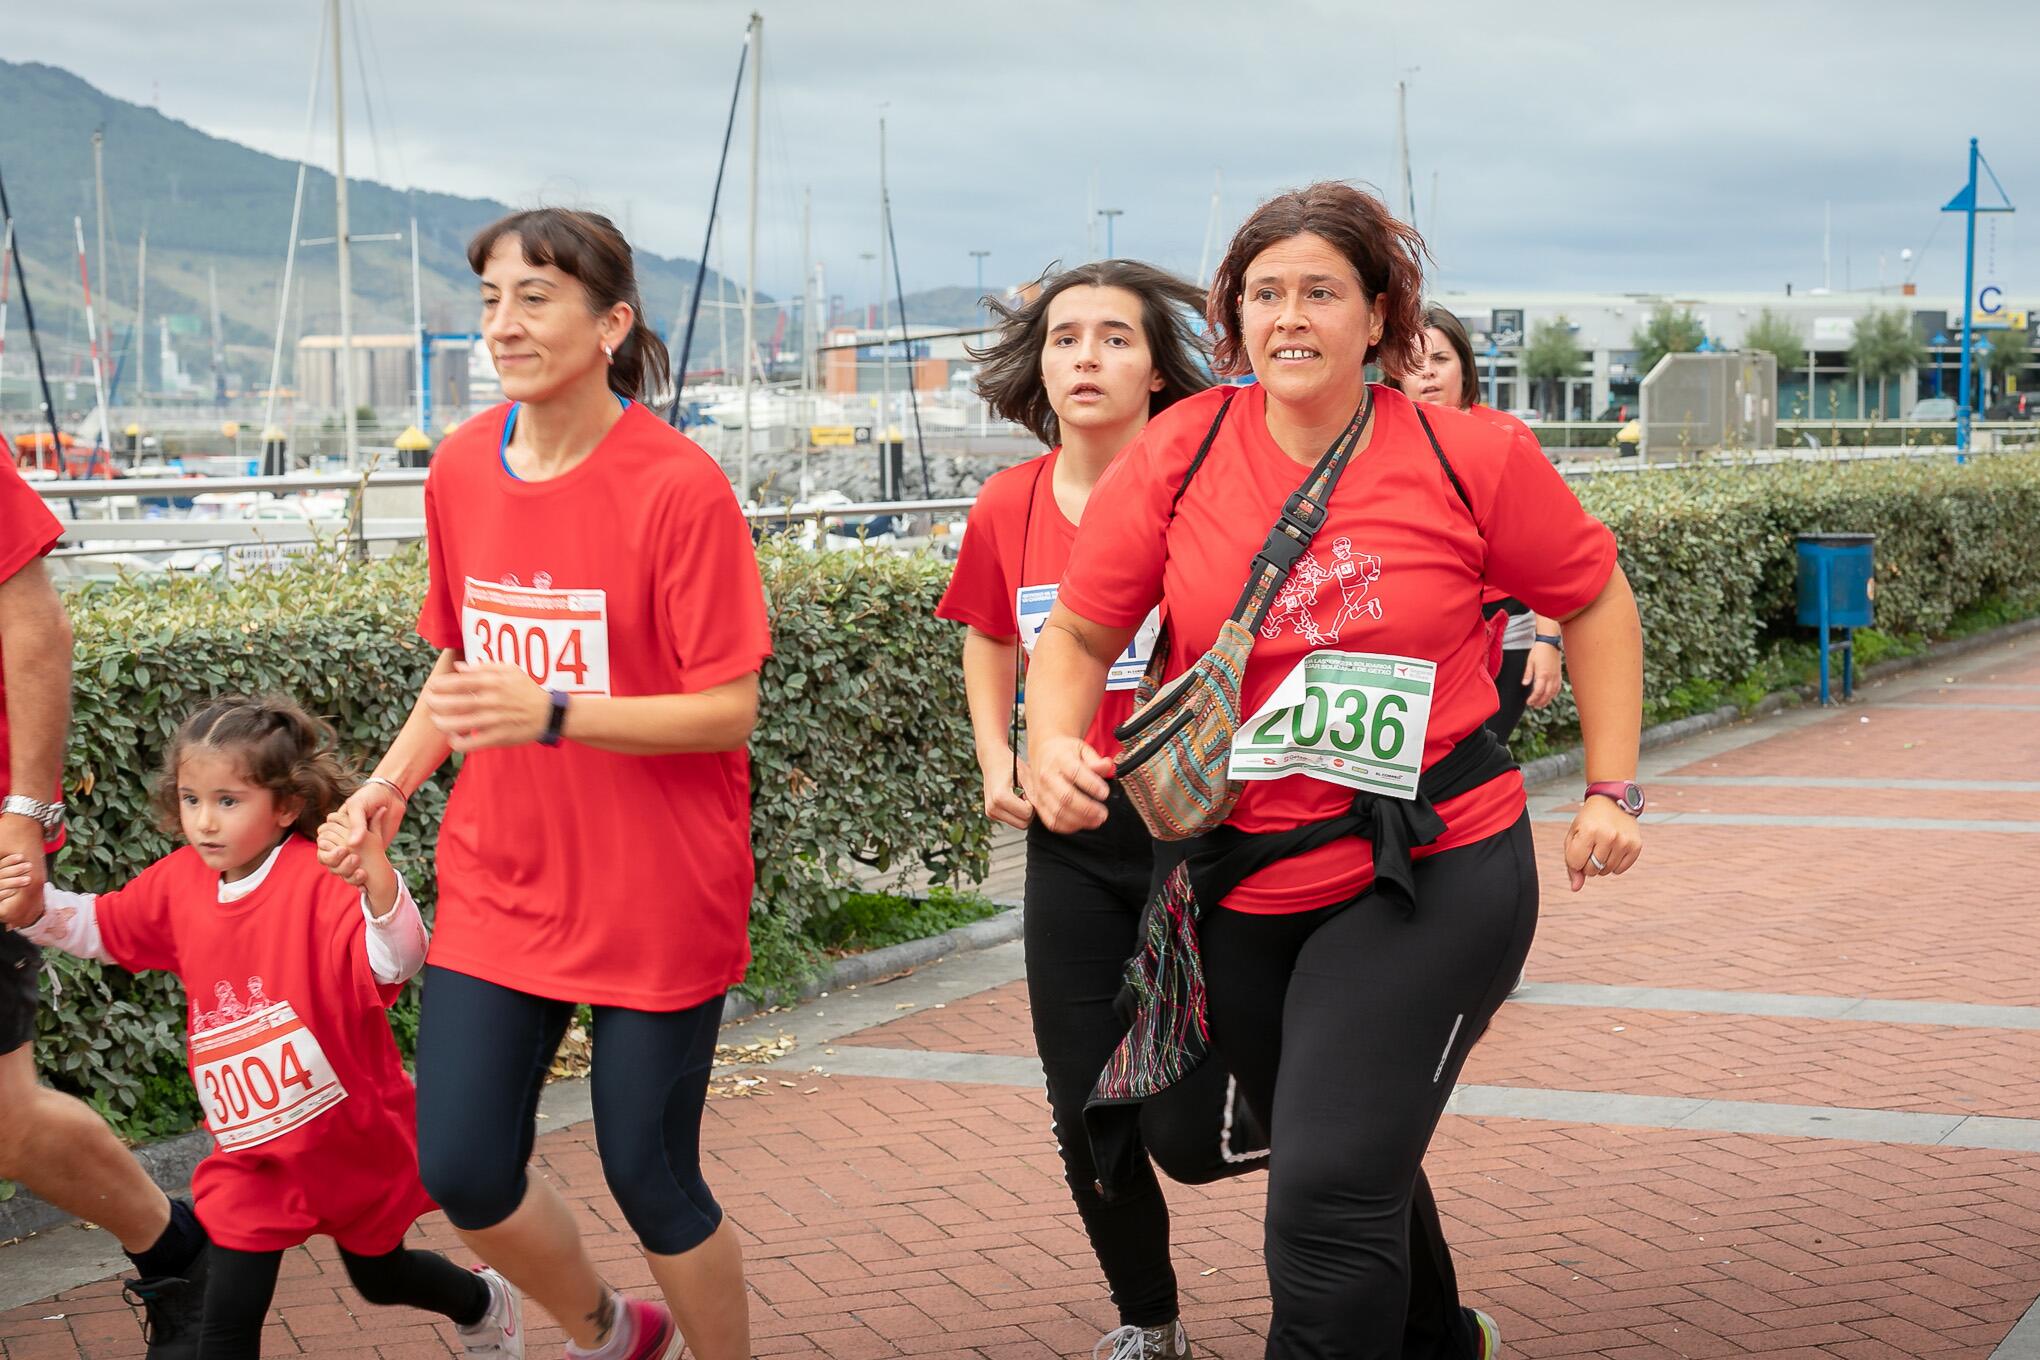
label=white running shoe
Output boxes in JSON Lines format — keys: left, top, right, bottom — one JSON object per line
{"left": 1094, "top": 1319, "right": 1190, "bottom": 1359}
{"left": 456, "top": 1267, "right": 523, "bottom": 1360}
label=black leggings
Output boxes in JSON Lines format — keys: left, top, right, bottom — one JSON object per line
{"left": 413, "top": 967, "right": 725, "bottom": 1256}
{"left": 1024, "top": 786, "right": 1266, "bottom": 1330}
{"left": 1202, "top": 817, "right": 1538, "bottom": 1360}
{"left": 197, "top": 1240, "right": 487, "bottom": 1359}
{"left": 1485, "top": 647, "right": 1531, "bottom": 750}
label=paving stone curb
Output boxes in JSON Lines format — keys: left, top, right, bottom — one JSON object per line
{"left": 0, "top": 899, "right": 1026, "bottom": 1243}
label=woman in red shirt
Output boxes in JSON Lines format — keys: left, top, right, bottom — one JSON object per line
{"left": 1027, "top": 183, "right": 1645, "bottom": 1359}
{"left": 1400, "top": 306, "right": 1563, "bottom": 749}
{"left": 938, "top": 260, "right": 1262, "bottom": 1360}
{"left": 324, "top": 209, "right": 769, "bottom": 1360}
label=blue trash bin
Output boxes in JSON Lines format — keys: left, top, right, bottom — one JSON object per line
{"left": 1794, "top": 533, "right": 1875, "bottom": 704}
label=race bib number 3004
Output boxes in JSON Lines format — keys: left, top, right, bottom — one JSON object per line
{"left": 461, "top": 578, "right": 612, "bottom": 696}
{"left": 189, "top": 1001, "right": 347, "bottom": 1151}
{"left": 1229, "top": 652, "right": 1437, "bottom": 798}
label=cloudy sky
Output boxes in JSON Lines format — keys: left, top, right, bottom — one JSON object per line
{"left": 12, "top": 0, "right": 2036, "bottom": 308}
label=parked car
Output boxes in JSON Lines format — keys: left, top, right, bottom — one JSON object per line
{"left": 1984, "top": 394, "right": 2033, "bottom": 421}
{"left": 1906, "top": 397, "right": 1958, "bottom": 421}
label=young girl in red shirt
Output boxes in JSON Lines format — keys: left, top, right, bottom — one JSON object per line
{"left": 3, "top": 696, "right": 517, "bottom": 1360}
{"left": 940, "top": 260, "right": 1264, "bottom": 1360}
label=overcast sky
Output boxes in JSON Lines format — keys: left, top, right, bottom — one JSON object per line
{"left": 12, "top": 0, "right": 2036, "bottom": 309}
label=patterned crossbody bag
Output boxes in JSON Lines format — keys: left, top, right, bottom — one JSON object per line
{"left": 1111, "top": 385, "right": 1375, "bottom": 841}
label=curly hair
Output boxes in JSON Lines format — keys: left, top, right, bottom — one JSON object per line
{"left": 968, "top": 259, "right": 1211, "bottom": 447}
{"left": 1206, "top": 181, "right": 1430, "bottom": 381}
{"left": 151, "top": 695, "right": 356, "bottom": 843}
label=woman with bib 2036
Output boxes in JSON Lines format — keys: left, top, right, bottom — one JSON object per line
{"left": 1025, "top": 183, "right": 1646, "bottom": 1359}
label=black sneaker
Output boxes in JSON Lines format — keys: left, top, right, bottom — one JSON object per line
{"left": 123, "top": 1242, "right": 210, "bottom": 1360}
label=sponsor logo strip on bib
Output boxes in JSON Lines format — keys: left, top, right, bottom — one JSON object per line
{"left": 190, "top": 1001, "right": 348, "bottom": 1151}
{"left": 1229, "top": 652, "right": 1437, "bottom": 798}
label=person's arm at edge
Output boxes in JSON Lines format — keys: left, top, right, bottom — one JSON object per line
{"left": 1557, "top": 565, "right": 1644, "bottom": 890}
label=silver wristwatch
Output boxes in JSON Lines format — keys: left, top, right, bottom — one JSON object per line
{"left": 1, "top": 795, "right": 65, "bottom": 835}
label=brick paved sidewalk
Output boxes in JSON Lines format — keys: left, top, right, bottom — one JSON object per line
{"left": 7, "top": 632, "right": 2040, "bottom": 1358}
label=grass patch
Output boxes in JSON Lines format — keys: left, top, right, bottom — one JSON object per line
{"left": 805, "top": 886, "right": 1004, "bottom": 956}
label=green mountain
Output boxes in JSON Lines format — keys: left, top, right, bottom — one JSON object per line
{"left": 0, "top": 59, "right": 743, "bottom": 400}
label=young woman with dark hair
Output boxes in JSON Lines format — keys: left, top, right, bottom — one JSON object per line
{"left": 1026, "top": 182, "right": 1646, "bottom": 1358}
{"left": 939, "top": 260, "right": 1264, "bottom": 1360}
{"left": 322, "top": 208, "right": 768, "bottom": 1360}
{"left": 1400, "top": 306, "right": 1564, "bottom": 750}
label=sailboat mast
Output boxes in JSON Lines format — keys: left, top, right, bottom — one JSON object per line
{"left": 134, "top": 230, "right": 147, "bottom": 406}
{"left": 739, "top": 11, "right": 761, "bottom": 502}
{"left": 0, "top": 170, "right": 67, "bottom": 459}
{"left": 73, "top": 217, "right": 111, "bottom": 452}
{"left": 332, "top": 0, "right": 357, "bottom": 463}
{"left": 1395, "top": 80, "right": 1414, "bottom": 228}
{"left": 410, "top": 214, "right": 424, "bottom": 431}
{"left": 93, "top": 130, "right": 112, "bottom": 384}
{"left": 207, "top": 264, "right": 224, "bottom": 405}
{"left": 878, "top": 115, "right": 892, "bottom": 491}
{"left": 1198, "top": 170, "right": 1222, "bottom": 286}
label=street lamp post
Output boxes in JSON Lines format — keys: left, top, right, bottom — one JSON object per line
{"left": 969, "top": 248, "right": 990, "bottom": 332}
{"left": 1097, "top": 208, "right": 1123, "bottom": 259}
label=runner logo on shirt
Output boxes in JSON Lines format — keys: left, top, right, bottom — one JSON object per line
{"left": 1260, "top": 537, "right": 1383, "bottom": 646}
{"left": 189, "top": 981, "right": 348, "bottom": 1151}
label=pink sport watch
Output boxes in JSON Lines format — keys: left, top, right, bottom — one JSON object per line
{"left": 1584, "top": 781, "right": 1645, "bottom": 816}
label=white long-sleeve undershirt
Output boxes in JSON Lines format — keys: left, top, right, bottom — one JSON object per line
{"left": 26, "top": 858, "right": 428, "bottom": 987}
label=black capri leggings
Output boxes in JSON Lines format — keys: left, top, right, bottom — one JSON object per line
{"left": 1024, "top": 784, "right": 1267, "bottom": 1330}
{"left": 413, "top": 967, "right": 725, "bottom": 1256}
{"left": 1202, "top": 816, "right": 1539, "bottom": 1360}
{"left": 196, "top": 1240, "right": 487, "bottom": 1359}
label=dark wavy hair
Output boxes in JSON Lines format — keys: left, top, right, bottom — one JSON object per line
{"left": 1415, "top": 304, "right": 1481, "bottom": 409}
{"left": 1207, "top": 181, "right": 1430, "bottom": 381}
{"left": 968, "top": 260, "right": 1211, "bottom": 446}
{"left": 152, "top": 695, "right": 355, "bottom": 843}
{"left": 467, "top": 208, "right": 673, "bottom": 405}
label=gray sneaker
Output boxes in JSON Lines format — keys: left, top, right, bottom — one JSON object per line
{"left": 1093, "top": 1319, "right": 1190, "bottom": 1359}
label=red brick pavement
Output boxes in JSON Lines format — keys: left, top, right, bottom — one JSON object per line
{"left": 1665, "top": 707, "right": 2040, "bottom": 781}
{"left": 8, "top": 635, "right": 2040, "bottom": 1358}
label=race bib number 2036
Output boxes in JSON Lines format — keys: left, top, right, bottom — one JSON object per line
{"left": 1229, "top": 652, "right": 1437, "bottom": 798}
{"left": 461, "top": 578, "right": 612, "bottom": 696}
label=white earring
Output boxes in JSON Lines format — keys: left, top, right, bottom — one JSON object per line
{"left": 602, "top": 343, "right": 614, "bottom": 360}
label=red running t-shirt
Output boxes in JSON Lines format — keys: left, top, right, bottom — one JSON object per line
{"left": 418, "top": 401, "right": 771, "bottom": 1010}
{"left": 1467, "top": 404, "right": 1540, "bottom": 613}
{"left": 86, "top": 837, "right": 434, "bottom": 1253}
{"left": 0, "top": 460, "right": 66, "bottom": 851}
{"left": 936, "top": 450, "right": 1161, "bottom": 759}
{"left": 1061, "top": 383, "right": 1616, "bottom": 914}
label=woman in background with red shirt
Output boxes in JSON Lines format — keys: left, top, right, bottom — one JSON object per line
{"left": 1026, "top": 183, "right": 1645, "bottom": 1358}
{"left": 325, "top": 209, "right": 768, "bottom": 1360}
{"left": 939, "top": 261, "right": 1262, "bottom": 1360}
{"left": 1400, "top": 306, "right": 1564, "bottom": 750}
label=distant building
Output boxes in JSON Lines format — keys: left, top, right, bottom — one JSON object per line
{"left": 296, "top": 335, "right": 471, "bottom": 417}
{"left": 1427, "top": 290, "right": 2036, "bottom": 419}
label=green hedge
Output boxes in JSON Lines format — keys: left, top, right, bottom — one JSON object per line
{"left": 33, "top": 542, "right": 984, "bottom": 1137}
{"left": 26, "top": 451, "right": 2040, "bottom": 1142}
{"left": 1512, "top": 452, "right": 2040, "bottom": 749}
